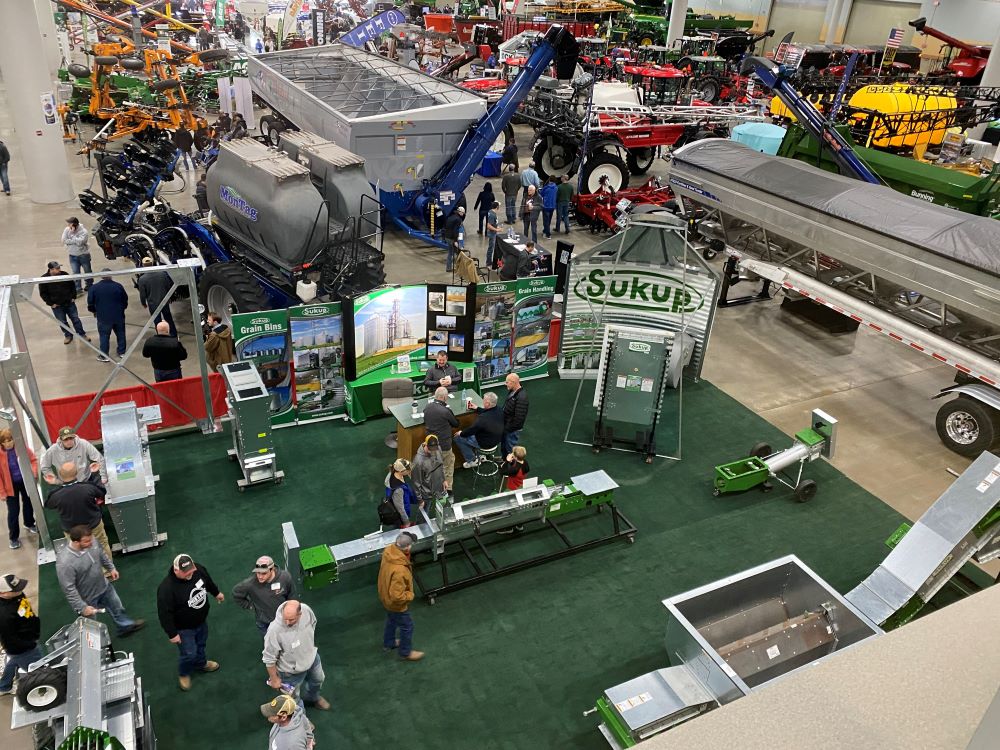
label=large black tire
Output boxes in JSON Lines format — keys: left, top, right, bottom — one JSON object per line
{"left": 93, "top": 55, "right": 119, "bottom": 67}
{"left": 794, "top": 479, "right": 817, "bottom": 503}
{"left": 67, "top": 63, "right": 92, "bottom": 78}
{"left": 532, "top": 135, "right": 578, "bottom": 181}
{"left": 579, "top": 151, "right": 629, "bottom": 194}
{"left": 935, "top": 397, "right": 1000, "bottom": 457}
{"left": 259, "top": 115, "right": 276, "bottom": 141}
{"left": 16, "top": 666, "right": 67, "bottom": 712}
{"left": 626, "top": 147, "right": 655, "bottom": 175}
{"left": 749, "top": 442, "right": 772, "bottom": 458}
{"left": 268, "top": 121, "right": 286, "bottom": 147}
{"left": 199, "top": 48, "right": 230, "bottom": 63}
{"left": 150, "top": 79, "right": 181, "bottom": 92}
{"left": 694, "top": 76, "right": 721, "bottom": 104}
{"left": 120, "top": 58, "right": 145, "bottom": 71}
{"left": 491, "top": 123, "right": 514, "bottom": 155}
{"left": 198, "top": 263, "right": 270, "bottom": 327}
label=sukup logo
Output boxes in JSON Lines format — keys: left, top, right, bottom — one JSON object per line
{"left": 573, "top": 268, "right": 704, "bottom": 314}
{"left": 301, "top": 307, "right": 328, "bottom": 316}
{"left": 250, "top": 317, "right": 270, "bottom": 325}
{"left": 483, "top": 284, "right": 507, "bottom": 293}
{"left": 628, "top": 341, "right": 651, "bottom": 354}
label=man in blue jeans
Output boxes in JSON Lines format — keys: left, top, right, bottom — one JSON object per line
{"left": 378, "top": 532, "right": 424, "bottom": 661}
{"left": 0, "top": 138, "right": 11, "bottom": 195}
{"left": 61, "top": 218, "right": 92, "bottom": 293}
{"left": 55, "top": 525, "right": 146, "bottom": 638}
{"left": 39, "top": 261, "right": 90, "bottom": 344}
{"left": 454, "top": 391, "right": 503, "bottom": 469}
{"left": 0, "top": 573, "right": 41, "bottom": 696}
{"left": 87, "top": 270, "right": 129, "bottom": 362}
{"left": 263, "top": 600, "right": 331, "bottom": 710}
{"left": 157, "top": 553, "right": 223, "bottom": 691}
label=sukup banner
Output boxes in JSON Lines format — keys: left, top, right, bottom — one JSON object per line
{"left": 474, "top": 275, "right": 556, "bottom": 387}
{"left": 232, "top": 309, "right": 296, "bottom": 426}
{"left": 288, "top": 302, "right": 347, "bottom": 422}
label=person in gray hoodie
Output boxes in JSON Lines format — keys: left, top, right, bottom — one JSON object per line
{"left": 233, "top": 555, "right": 296, "bottom": 635}
{"left": 260, "top": 694, "right": 315, "bottom": 750}
{"left": 55, "top": 524, "right": 144, "bottom": 637}
{"left": 39, "top": 426, "right": 106, "bottom": 485}
{"left": 262, "top": 601, "right": 329, "bottom": 710}
{"left": 411, "top": 435, "right": 445, "bottom": 514}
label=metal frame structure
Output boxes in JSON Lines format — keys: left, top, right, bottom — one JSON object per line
{"left": 0, "top": 261, "right": 214, "bottom": 562}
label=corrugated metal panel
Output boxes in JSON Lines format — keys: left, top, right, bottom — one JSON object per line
{"left": 303, "top": 142, "right": 367, "bottom": 169}
{"left": 219, "top": 139, "right": 310, "bottom": 181}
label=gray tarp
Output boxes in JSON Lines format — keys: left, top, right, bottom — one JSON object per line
{"left": 671, "top": 139, "right": 1000, "bottom": 279}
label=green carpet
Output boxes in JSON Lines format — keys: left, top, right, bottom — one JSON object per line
{"left": 38, "top": 372, "right": 907, "bottom": 749}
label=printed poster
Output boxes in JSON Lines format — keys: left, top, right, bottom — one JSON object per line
{"left": 289, "top": 303, "right": 347, "bottom": 422}
{"left": 474, "top": 275, "right": 556, "bottom": 386}
{"left": 232, "top": 309, "right": 296, "bottom": 426}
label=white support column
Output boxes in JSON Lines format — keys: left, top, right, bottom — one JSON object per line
{"left": 821, "top": 0, "right": 844, "bottom": 44}
{"left": 830, "top": 0, "right": 854, "bottom": 44}
{"left": 667, "top": 0, "right": 689, "bottom": 49}
{"left": 34, "top": 0, "right": 63, "bottom": 78}
{"left": 970, "top": 26, "right": 1000, "bottom": 139}
{"left": 0, "top": 0, "right": 74, "bottom": 204}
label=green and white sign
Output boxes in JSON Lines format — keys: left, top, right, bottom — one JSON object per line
{"left": 474, "top": 275, "right": 556, "bottom": 387}
{"left": 289, "top": 302, "right": 346, "bottom": 422}
{"left": 232, "top": 309, "right": 296, "bottom": 426}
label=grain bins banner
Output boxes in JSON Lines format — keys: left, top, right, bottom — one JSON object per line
{"left": 558, "top": 259, "right": 719, "bottom": 380}
{"left": 232, "top": 309, "right": 296, "bottom": 426}
{"left": 288, "top": 303, "right": 346, "bottom": 422}
{"left": 473, "top": 276, "right": 556, "bottom": 387}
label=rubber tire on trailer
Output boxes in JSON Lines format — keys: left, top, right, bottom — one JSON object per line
{"left": 15, "top": 666, "right": 68, "bottom": 712}
{"left": 120, "top": 58, "right": 145, "bottom": 71}
{"left": 749, "top": 442, "right": 772, "bottom": 458}
{"left": 68, "top": 63, "right": 92, "bottom": 78}
{"left": 533, "top": 136, "right": 577, "bottom": 181}
{"left": 579, "top": 152, "right": 629, "bottom": 194}
{"left": 199, "top": 48, "right": 230, "bottom": 63}
{"left": 94, "top": 55, "right": 119, "bottom": 67}
{"left": 935, "top": 397, "right": 1000, "bottom": 457}
{"left": 198, "top": 263, "right": 270, "bottom": 327}
{"left": 794, "top": 479, "right": 818, "bottom": 503}
{"left": 268, "top": 122, "right": 286, "bottom": 147}
{"left": 259, "top": 115, "right": 276, "bottom": 141}
{"left": 695, "top": 77, "right": 721, "bottom": 104}
{"left": 626, "top": 147, "right": 655, "bottom": 175}
{"left": 150, "top": 79, "right": 181, "bottom": 92}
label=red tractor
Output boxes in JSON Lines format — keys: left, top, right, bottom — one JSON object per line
{"left": 909, "top": 16, "right": 990, "bottom": 83}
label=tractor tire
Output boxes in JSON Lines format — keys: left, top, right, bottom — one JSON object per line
{"left": 198, "top": 263, "right": 270, "bottom": 327}
{"left": 94, "top": 55, "right": 120, "bottom": 67}
{"left": 579, "top": 152, "right": 629, "bottom": 194}
{"left": 626, "top": 147, "right": 655, "bottom": 175}
{"left": 490, "top": 123, "right": 514, "bottom": 155}
{"left": 120, "top": 58, "right": 145, "bottom": 71}
{"left": 632, "top": 32, "right": 656, "bottom": 47}
{"left": 199, "top": 48, "right": 230, "bottom": 63}
{"left": 794, "top": 479, "right": 817, "bottom": 503}
{"left": 694, "top": 76, "right": 721, "bottom": 104}
{"left": 150, "top": 79, "right": 181, "bottom": 92}
{"left": 16, "top": 666, "right": 68, "bottom": 712}
{"left": 675, "top": 56, "right": 692, "bottom": 71}
{"left": 532, "top": 135, "right": 578, "bottom": 181}
{"left": 935, "top": 397, "right": 1000, "bottom": 457}
{"left": 67, "top": 63, "right": 92, "bottom": 78}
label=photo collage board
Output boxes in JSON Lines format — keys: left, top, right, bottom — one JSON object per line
{"left": 425, "top": 283, "right": 476, "bottom": 362}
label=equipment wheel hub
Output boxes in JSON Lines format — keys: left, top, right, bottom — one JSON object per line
{"left": 944, "top": 410, "right": 980, "bottom": 445}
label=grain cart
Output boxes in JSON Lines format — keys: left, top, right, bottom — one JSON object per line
{"left": 909, "top": 16, "right": 991, "bottom": 84}
{"left": 248, "top": 26, "right": 580, "bottom": 248}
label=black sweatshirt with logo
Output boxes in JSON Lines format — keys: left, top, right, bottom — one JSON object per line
{"left": 0, "top": 593, "right": 40, "bottom": 655}
{"left": 156, "top": 564, "right": 221, "bottom": 639}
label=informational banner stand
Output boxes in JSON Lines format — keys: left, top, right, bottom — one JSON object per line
{"left": 474, "top": 276, "right": 557, "bottom": 387}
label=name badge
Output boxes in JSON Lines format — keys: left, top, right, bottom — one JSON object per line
{"left": 270, "top": 582, "right": 282, "bottom": 591}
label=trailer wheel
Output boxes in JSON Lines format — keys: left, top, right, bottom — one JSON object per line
{"left": 935, "top": 397, "right": 999, "bottom": 457}
{"left": 120, "top": 58, "right": 145, "bottom": 71}
{"left": 93, "top": 55, "right": 120, "bottom": 67}
{"left": 150, "top": 79, "right": 181, "bottom": 92}
{"left": 67, "top": 63, "right": 92, "bottom": 78}
{"left": 579, "top": 152, "right": 629, "bottom": 194}
{"left": 199, "top": 48, "right": 230, "bottom": 63}
{"left": 268, "top": 121, "right": 286, "bottom": 147}
{"left": 794, "top": 479, "right": 817, "bottom": 503}
{"left": 749, "top": 442, "right": 772, "bottom": 458}
{"left": 198, "top": 263, "right": 270, "bottom": 328}
{"left": 16, "top": 667, "right": 67, "bottom": 712}
{"left": 694, "top": 77, "right": 721, "bottom": 104}
{"left": 626, "top": 148, "right": 655, "bottom": 175}
{"left": 533, "top": 136, "right": 577, "bottom": 181}
{"left": 259, "top": 115, "right": 275, "bottom": 141}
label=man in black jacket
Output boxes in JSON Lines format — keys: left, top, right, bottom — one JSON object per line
{"left": 443, "top": 206, "right": 465, "bottom": 273}
{"left": 87, "top": 270, "right": 129, "bottom": 362}
{"left": 39, "top": 261, "right": 90, "bottom": 344}
{"left": 137, "top": 257, "right": 176, "bottom": 336}
{"left": 423, "top": 387, "right": 459, "bottom": 495}
{"left": 0, "top": 574, "right": 40, "bottom": 695}
{"left": 45, "top": 462, "right": 113, "bottom": 563}
{"left": 502, "top": 373, "right": 529, "bottom": 454}
{"left": 142, "top": 322, "right": 188, "bottom": 382}
{"left": 454, "top": 391, "right": 503, "bottom": 469}
{"left": 423, "top": 350, "right": 462, "bottom": 392}
{"left": 157, "top": 553, "right": 224, "bottom": 691}
{"left": 499, "top": 241, "right": 531, "bottom": 281}
{"left": 0, "top": 138, "right": 10, "bottom": 195}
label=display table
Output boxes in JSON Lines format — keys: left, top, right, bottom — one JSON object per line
{"left": 496, "top": 237, "right": 553, "bottom": 276}
{"left": 478, "top": 151, "right": 503, "bottom": 177}
{"left": 345, "top": 363, "right": 481, "bottom": 424}
{"left": 388, "top": 388, "right": 484, "bottom": 461}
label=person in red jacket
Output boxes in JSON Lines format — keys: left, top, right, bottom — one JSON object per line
{"left": 0, "top": 429, "right": 38, "bottom": 550}
{"left": 500, "top": 445, "right": 529, "bottom": 491}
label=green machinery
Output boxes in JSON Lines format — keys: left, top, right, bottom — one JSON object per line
{"left": 284, "top": 470, "right": 636, "bottom": 603}
{"left": 612, "top": 3, "right": 753, "bottom": 47}
{"left": 712, "top": 409, "right": 837, "bottom": 502}
{"left": 777, "top": 123, "right": 1000, "bottom": 218}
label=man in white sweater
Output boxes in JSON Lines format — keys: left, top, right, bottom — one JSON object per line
{"left": 262, "top": 600, "right": 330, "bottom": 710}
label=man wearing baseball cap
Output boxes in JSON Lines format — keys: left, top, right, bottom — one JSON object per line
{"left": 232, "top": 555, "right": 297, "bottom": 635}
{"left": 39, "top": 261, "right": 90, "bottom": 345}
{"left": 156, "top": 553, "right": 224, "bottom": 691}
{"left": 39, "top": 427, "right": 106, "bottom": 486}
{"left": 377, "top": 532, "right": 424, "bottom": 661}
{"left": 260, "top": 694, "right": 315, "bottom": 750}
{"left": 0, "top": 574, "right": 41, "bottom": 695}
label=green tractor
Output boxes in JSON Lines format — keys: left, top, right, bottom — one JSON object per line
{"left": 612, "top": 2, "right": 754, "bottom": 47}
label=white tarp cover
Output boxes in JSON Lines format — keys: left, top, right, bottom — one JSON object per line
{"left": 672, "top": 139, "right": 1000, "bottom": 279}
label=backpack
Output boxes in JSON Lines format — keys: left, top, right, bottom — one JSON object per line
{"left": 378, "top": 497, "right": 400, "bottom": 526}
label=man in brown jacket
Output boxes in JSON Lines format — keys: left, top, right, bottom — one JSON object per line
{"left": 377, "top": 532, "right": 424, "bottom": 661}
{"left": 204, "top": 312, "right": 235, "bottom": 371}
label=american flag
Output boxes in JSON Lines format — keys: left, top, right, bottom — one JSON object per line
{"left": 886, "top": 27, "right": 905, "bottom": 49}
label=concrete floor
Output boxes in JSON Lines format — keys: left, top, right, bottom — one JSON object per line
{"left": 0, "top": 86, "right": 995, "bottom": 743}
